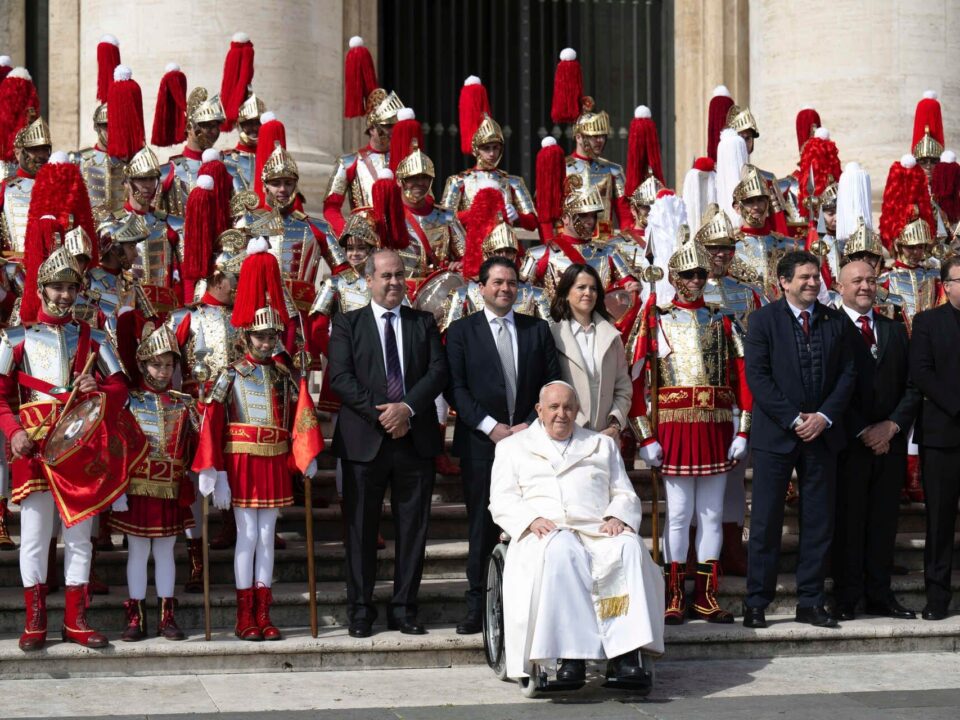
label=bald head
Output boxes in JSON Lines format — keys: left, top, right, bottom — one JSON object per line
{"left": 837, "top": 259, "right": 878, "bottom": 314}
{"left": 537, "top": 382, "right": 579, "bottom": 441}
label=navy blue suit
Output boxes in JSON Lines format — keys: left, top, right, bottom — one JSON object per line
{"left": 744, "top": 298, "right": 856, "bottom": 610}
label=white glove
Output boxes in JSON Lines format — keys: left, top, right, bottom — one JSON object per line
{"left": 727, "top": 435, "right": 748, "bottom": 461}
{"left": 111, "top": 493, "right": 128, "bottom": 513}
{"left": 639, "top": 441, "right": 663, "bottom": 468}
{"left": 305, "top": 458, "right": 318, "bottom": 479}
{"left": 212, "top": 473, "right": 232, "bottom": 511}
{"left": 505, "top": 203, "right": 519, "bottom": 223}
{"left": 198, "top": 467, "right": 217, "bottom": 497}
{"left": 172, "top": 269, "right": 181, "bottom": 283}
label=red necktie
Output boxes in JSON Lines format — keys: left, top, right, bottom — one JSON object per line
{"left": 799, "top": 310, "right": 810, "bottom": 338}
{"left": 857, "top": 315, "right": 876, "bottom": 349}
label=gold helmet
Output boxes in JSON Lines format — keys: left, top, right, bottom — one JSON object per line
{"left": 630, "top": 174, "right": 664, "bottom": 208}
{"left": 212, "top": 229, "right": 248, "bottom": 277}
{"left": 340, "top": 210, "right": 380, "bottom": 248}
{"left": 14, "top": 115, "right": 52, "bottom": 149}
{"left": 261, "top": 141, "right": 299, "bottom": 183}
{"left": 897, "top": 217, "right": 933, "bottom": 247}
{"left": 913, "top": 126, "right": 945, "bottom": 162}
{"left": 483, "top": 217, "right": 519, "bottom": 256}
{"left": 237, "top": 92, "right": 266, "bottom": 123}
{"left": 820, "top": 181, "right": 839, "bottom": 209}
{"left": 365, "top": 88, "right": 405, "bottom": 129}
{"left": 63, "top": 226, "right": 93, "bottom": 260}
{"left": 125, "top": 146, "right": 162, "bottom": 179}
{"left": 726, "top": 104, "right": 759, "bottom": 138}
{"left": 573, "top": 97, "right": 610, "bottom": 137}
{"left": 93, "top": 103, "right": 108, "bottom": 126}
{"left": 135, "top": 322, "right": 181, "bottom": 362}
{"left": 187, "top": 87, "right": 226, "bottom": 125}
{"left": 668, "top": 226, "right": 711, "bottom": 275}
{"left": 37, "top": 246, "right": 84, "bottom": 288}
{"left": 733, "top": 164, "right": 768, "bottom": 204}
{"left": 562, "top": 175, "right": 605, "bottom": 216}
{"left": 249, "top": 303, "right": 286, "bottom": 333}
{"left": 694, "top": 203, "right": 737, "bottom": 247}
{"left": 395, "top": 142, "right": 435, "bottom": 180}
{"left": 841, "top": 217, "right": 884, "bottom": 259}
{"left": 471, "top": 114, "right": 504, "bottom": 156}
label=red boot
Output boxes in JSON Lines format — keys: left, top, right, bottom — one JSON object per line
{"left": 905, "top": 455, "right": 924, "bottom": 503}
{"left": 46, "top": 539, "right": 60, "bottom": 592}
{"left": 719, "top": 523, "right": 749, "bottom": 577}
{"left": 255, "top": 583, "right": 282, "bottom": 640}
{"left": 184, "top": 538, "right": 204, "bottom": 594}
{"left": 690, "top": 560, "right": 734, "bottom": 623}
{"left": 121, "top": 598, "right": 147, "bottom": 642}
{"left": 62, "top": 584, "right": 109, "bottom": 647}
{"left": 434, "top": 424, "right": 460, "bottom": 476}
{"left": 19, "top": 584, "right": 47, "bottom": 651}
{"left": 0, "top": 497, "right": 17, "bottom": 550}
{"left": 235, "top": 587, "right": 262, "bottom": 641}
{"left": 664, "top": 562, "right": 686, "bottom": 625}
{"left": 157, "top": 597, "right": 185, "bottom": 640}
{"left": 210, "top": 510, "right": 237, "bottom": 550}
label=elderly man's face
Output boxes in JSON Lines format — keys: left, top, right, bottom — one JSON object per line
{"left": 536, "top": 383, "right": 578, "bottom": 441}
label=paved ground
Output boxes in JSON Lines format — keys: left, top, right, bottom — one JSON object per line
{"left": 8, "top": 652, "right": 960, "bottom": 719}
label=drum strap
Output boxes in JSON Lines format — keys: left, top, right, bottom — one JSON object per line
{"left": 16, "top": 373, "right": 68, "bottom": 401}
{"left": 404, "top": 208, "right": 440, "bottom": 268}
{"left": 15, "top": 321, "right": 93, "bottom": 400}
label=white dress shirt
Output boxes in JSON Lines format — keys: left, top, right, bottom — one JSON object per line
{"left": 570, "top": 319, "right": 597, "bottom": 376}
{"left": 841, "top": 304, "right": 874, "bottom": 332}
{"left": 478, "top": 308, "right": 520, "bottom": 436}
{"left": 370, "top": 299, "right": 414, "bottom": 416}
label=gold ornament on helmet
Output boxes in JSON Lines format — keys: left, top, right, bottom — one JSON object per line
{"left": 482, "top": 216, "right": 519, "bottom": 256}
{"left": 668, "top": 226, "right": 711, "bottom": 275}
{"left": 573, "top": 96, "right": 610, "bottom": 137}
{"left": 93, "top": 103, "right": 109, "bottom": 126}
{"left": 695, "top": 203, "right": 737, "bottom": 247}
{"left": 340, "top": 210, "right": 380, "bottom": 248}
{"left": 913, "top": 126, "right": 944, "bottom": 162}
{"left": 733, "top": 164, "right": 768, "bottom": 204}
{"left": 187, "top": 87, "right": 226, "bottom": 125}
{"left": 395, "top": 141, "right": 435, "bottom": 180}
{"left": 261, "top": 141, "right": 299, "bottom": 183}
{"left": 237, "top": 92, "right": 266, "bottom": 123}
{"left": 726, "top": 104, "right": 759, "bottom": 138}
{"left": 63, "top": 226, "right": 93, "bottom": 259}
{"left": 471, "top": 113, "right": 504, "bottom": 163}
{"left": 898, "top": 216, "right": 933, "bottom": 247}
{"left": 365, "top": 88, "right": 405, "bottom": 129}
{"left": 562, "top": 174, "right": 605, "bottom": 216}
{"left": 842, "top": 217, "right": 884, "bottom": 259}
{"left": 136, "top": 323, "right": 181, "bottom": 362}
{"left": 213, "top": 229, "right": 248, "bottom": 277}
{"left": 125, "top": 146, "right": 161, "bottom": 179}
{"left": 249, "top": 301, "right": 286, "bottom": 333}
{"left": 14, "top": 115, "right": 52, "bottom": 149}
{"left": 37, "top": 246, "right": 84, "bottom": 288}
{"left": 820, "top": 181, "right": 838, "bottom": 209}
{"left": 630, "top": 174, "right": 664, "bottom": 208}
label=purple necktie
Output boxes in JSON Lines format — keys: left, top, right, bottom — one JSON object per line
{"left": 383, "top": 312, "right": 404, "bottom": 402}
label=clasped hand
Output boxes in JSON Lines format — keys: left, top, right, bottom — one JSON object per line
{"left": 795, "top": 412, "right": 827, "bottom": 442}
{"left": 376, "top": 402, "right": 411, "bottom": 439}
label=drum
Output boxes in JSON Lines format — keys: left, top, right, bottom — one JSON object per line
{"left": 412, "top": 270, "right": 466, "bottom": 325}
{"left": 43, "top": 395, "right": 106, "bottom": 470}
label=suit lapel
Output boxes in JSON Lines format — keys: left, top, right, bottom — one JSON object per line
{"left": 874, "top": 314, "right": 889, "bottom": 363}
{"left": 779, "top": 300, "right": 803, "bottom": 382}
{"left": 473, "top": 311, "right": 506, "bottom": 391}
{"left": 515, "top": 314, "right": 529, "bottom": 392}
{"left": 399, "top": 306, "right": 415, "bottom": 380}
{"left": 363, "top": 304, "right": 388, "bottom": 390}
{"left": 557, "top": 319, "right": 584, "bottom": 371}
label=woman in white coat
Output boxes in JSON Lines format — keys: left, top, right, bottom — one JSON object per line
{"left": 549, "top": 264, "right": 632, "bottom": 437}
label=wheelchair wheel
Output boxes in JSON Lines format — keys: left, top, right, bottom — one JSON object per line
{"left": 483, "top": 543, "right": 508, "bottom": 680}
{"left": 519, "top": 663, "right": 547, "bottom": 698}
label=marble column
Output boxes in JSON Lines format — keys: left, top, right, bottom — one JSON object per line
{"left": 0, "top": 0, "right": 26, "bottom": 69}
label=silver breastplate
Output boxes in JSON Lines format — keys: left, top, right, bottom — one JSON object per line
{"left": 884, "top": 268, "right": 940, "bottom": 320}
{"left": 21, "top": 324, "right": 80, "bottom": 402}
{"left": 703, "top": 276, "right": 762, "bottom": 329}
{"left": 1, "top": 178, "right": 33, "bottom": 254}
{"left": 79, "top": 149, "right": 127, "bottom": 212}
{"left": 134, "top": 214, "right": 175, "bottom": 286}
{"left": 190, "top": 304, "right": 243, "bottom": 376}
{"left": 225, "top": 151, "right": 255, "bottom": 190}
{"left": 736, "top": 233, "right": 798, "bottom": 302}
{"left": 228, "top": 362, "right": 291, "bottom": 428}
{"left": 128, "top": 391, "right": 192, "bottom": 460}
{"left": 172, "top": 156, "right": 202, "bottom": 191}
{"left": 565, "top": 156, "right": 624, "bottom": 229}
{"left": 657, "top": 306, "right": 730, "bottom": 388}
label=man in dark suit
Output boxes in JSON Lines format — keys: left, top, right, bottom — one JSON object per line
{"left": 445, "top": 255, "right": 561, "bottom": 634}
{"left": 743, "top": 250, "right": 856, "bottom": 628}
{"left": 909, "top": 255, "right": 960, "bottom": 621}
{"left": 328, "top": 248, "right": 448, "bottom": 637}
{"left": 832, "top": 259, "right": 919, "bottom": 621}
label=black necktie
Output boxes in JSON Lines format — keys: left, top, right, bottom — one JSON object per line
{"left": 383, "top": 312, "right": 403, "bottom": 402}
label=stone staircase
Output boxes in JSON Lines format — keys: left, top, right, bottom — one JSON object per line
{"left": 1, "top": 420, "right": 958, "bottom": 679}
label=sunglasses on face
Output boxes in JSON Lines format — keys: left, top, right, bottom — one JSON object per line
{"left": 678, "top": 270, "right": 708, "bottom": 280}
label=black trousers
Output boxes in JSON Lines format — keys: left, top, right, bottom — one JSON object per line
{"left": 831, "top": 442, "right": 905, "bottom": 605}
{"left": 461, "top": 457, "right": 500, "bottom": 615}
{"left": 746, "top": 442, "right": 837, "bottom": 609}
{"left": 341, "top": 436, "right": 434, "bottom": 623}
{"left": 921, "top": 445, "right": 960, "bottom": 610}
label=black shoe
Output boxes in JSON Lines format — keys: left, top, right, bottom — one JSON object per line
{"left": 921, "top": 604, "right": 949, "bottom": 621}
{"left": 387, "top": 617, "right": 427, "bottom": 635}
{"left": 742, "top": 604, "right": 767, "bottom": 629}
{"left": 864, "top": 599, "right": 916, "bottom": 619}
{"left": 795, "top": 605, "right": 839, "bottom": 627}
{"left": 832, "top": 602, "right": 857, "bottom": 621}
{"left": 456, "top": 613, "right": 482, "bottom": 635}
{"left": 607, "top": 651, "right": 647, "bottom": 682}
{"left": 348, "top": 619, "right": 373, "bottom": 638}
{"left": 556, "top": 658, "right": 586, "bottom": 683}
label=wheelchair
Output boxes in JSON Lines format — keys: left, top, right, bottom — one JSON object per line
{"left": 483, "top": 537, "right": 655, "bottom": 699}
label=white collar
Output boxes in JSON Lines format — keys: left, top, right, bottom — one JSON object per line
{"left": 484, "top": 307, "right": 515, "bottom": 325}
{"left": 570, "top": 318, "right": 596, "bottom": 336}
{"left": 842, "top": 304, "right": 874, "bottom": 325}
{"left": 371, "top": 299, "right": 401, "bottom": 319}
{"left": 786, "top": 299, "right": 815, "bottom": 319}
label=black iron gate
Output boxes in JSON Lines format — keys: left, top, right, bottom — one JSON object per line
{"left": 379, "top": 0, "right": 674, "bottom": 194}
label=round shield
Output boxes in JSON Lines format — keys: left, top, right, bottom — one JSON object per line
{"left": 412, "top": 270, "right": 466, "bottom": 324}
{"left": 605, "top": 289, "right": 637, "bottom": 323}
{"left": 42, "top": 394, "right": 106, "bottom": 468}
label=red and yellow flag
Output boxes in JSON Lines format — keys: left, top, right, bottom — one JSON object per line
{"left": 291, "top": 376, "right": 324, "bottom": 473}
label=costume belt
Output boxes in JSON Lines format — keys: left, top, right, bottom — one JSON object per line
{"left": 224, "top": 423, "right": 290, "bottom": 456}
{"left": 657, "top": 385, "right": 734, "bottom": 424}
{"left": 127, "top": 457, "right": 184, "bottom": 499}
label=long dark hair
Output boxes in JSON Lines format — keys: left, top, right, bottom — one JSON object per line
{"left": 549, "top": 263, "right": 612, "bottom": 322}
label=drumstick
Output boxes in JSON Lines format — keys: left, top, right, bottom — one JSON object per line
{"left": 24, "top": 353, "right": 96, "bottom": 445}
{"left": 60, "top": 353, "right": 97, "bottom": 418}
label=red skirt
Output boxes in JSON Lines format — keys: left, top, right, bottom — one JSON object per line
{"left": 110, "top": 495, "right": 194, "bottom": 538}
{"left": 659, "top": 420, "right": 734, "bottom": 477}
{"left": 227, "top": 454, "right": 293, "bottom": 509}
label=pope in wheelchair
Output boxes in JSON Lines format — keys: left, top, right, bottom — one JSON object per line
{"left": 487, "top": 381, "right": 665, "bottom": 694}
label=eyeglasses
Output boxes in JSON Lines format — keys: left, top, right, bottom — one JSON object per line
{"left": 678, "top": 270, "right": 708, "bottom": 280}
{"left": 944, "top": 277, "right": 960, "bottom": 284}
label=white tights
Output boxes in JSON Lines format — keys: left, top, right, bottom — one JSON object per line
{"left": 19, "top": 492, "right": 91, "bottom": 587}
{"left": 126, "top": 535, "right": 177, "bottom": 599}
{"left": 663, "top": 474, "right": 726, "bottom": 564}
{"left": 234, "top": 507, "right": 279, "bottom": 590}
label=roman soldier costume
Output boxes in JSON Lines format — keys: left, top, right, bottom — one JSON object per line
{"left": 74, "top": 103, "right": 128, "bottom": 215}
{"left": 0, "top": 115, "right": 51, "bottom": 259}
{"left": 223, "top": 92, "right": 266, "bottom": 190}
{"left": 698, "top": 203, "right": 764, "bottom": 328}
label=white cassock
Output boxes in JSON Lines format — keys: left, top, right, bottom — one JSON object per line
{"left": 490, "top": 421, "right": 665, "bottom": 679}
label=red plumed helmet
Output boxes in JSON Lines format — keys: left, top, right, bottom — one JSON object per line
{"left": 795, "top": 107, "right": 821, "bottom": 153}
{"left": 707, "top": 85, "right": 734, "bottom": 162}
{"left": 797, "top": 128, "right": 841, "bottom": 219}
{"left": 106, "top": 65, "right": 144, "bottom": 160}
{"left": 151, "top": 62, "right": 187, "bottom": 147}
{"left": 182, "top": 174, "right": 218, "bottom": 285}
{"left": 693, "top": 157, "right": 715, "bottom": 172}
{"left": 199, "top": 149, "right": 234, "bottom": 232}
{"left": 231, "top": 236, "right": 290, "bottom": 329}
{"left": 0, "top": 67, "right": 40, "bottom": 162}
{"left": 253, "top": 112, "right": 287, "bottom": 206}
{"left": 458, "top": 75, "right": 491, "bottom": 155}
{"left": 458, "top": 184, "right": 507, "bottom": 280}
{"left": 371, "top": 169, "right": 408, "bottom": 250}
{"left": 389, "top": 108, "right": 424, "bottom": 173}
{"left": 551, "top": 48, "right": 583, "bottom": 124}
{"left": 535, "top": 136, "right": 565, "bottom": 227}
{"left": 20, "top": 214, "right": 67, "bottom": 325}
{"left": 932, "top": 150, "right": 960, "bottom": 224}
{"left": 27, "top": 152, "right": 99, "bottom": 268}
{"left": 96, "top": 34, "right": 120, "bottom": 103}
{"left": 626, "top": 105, "right": 664, "bottom": 196}
{"left": 343, "top": 36, "right": 378, "bottom": 118}
{"left": 913, "top": 90, "right": 944, "bottom": 148}
{"left": 879, "top": 154, "right": 935, "bottom": 249}
{"left": 220, "top": 32, "right": 255, "bottom": 131}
